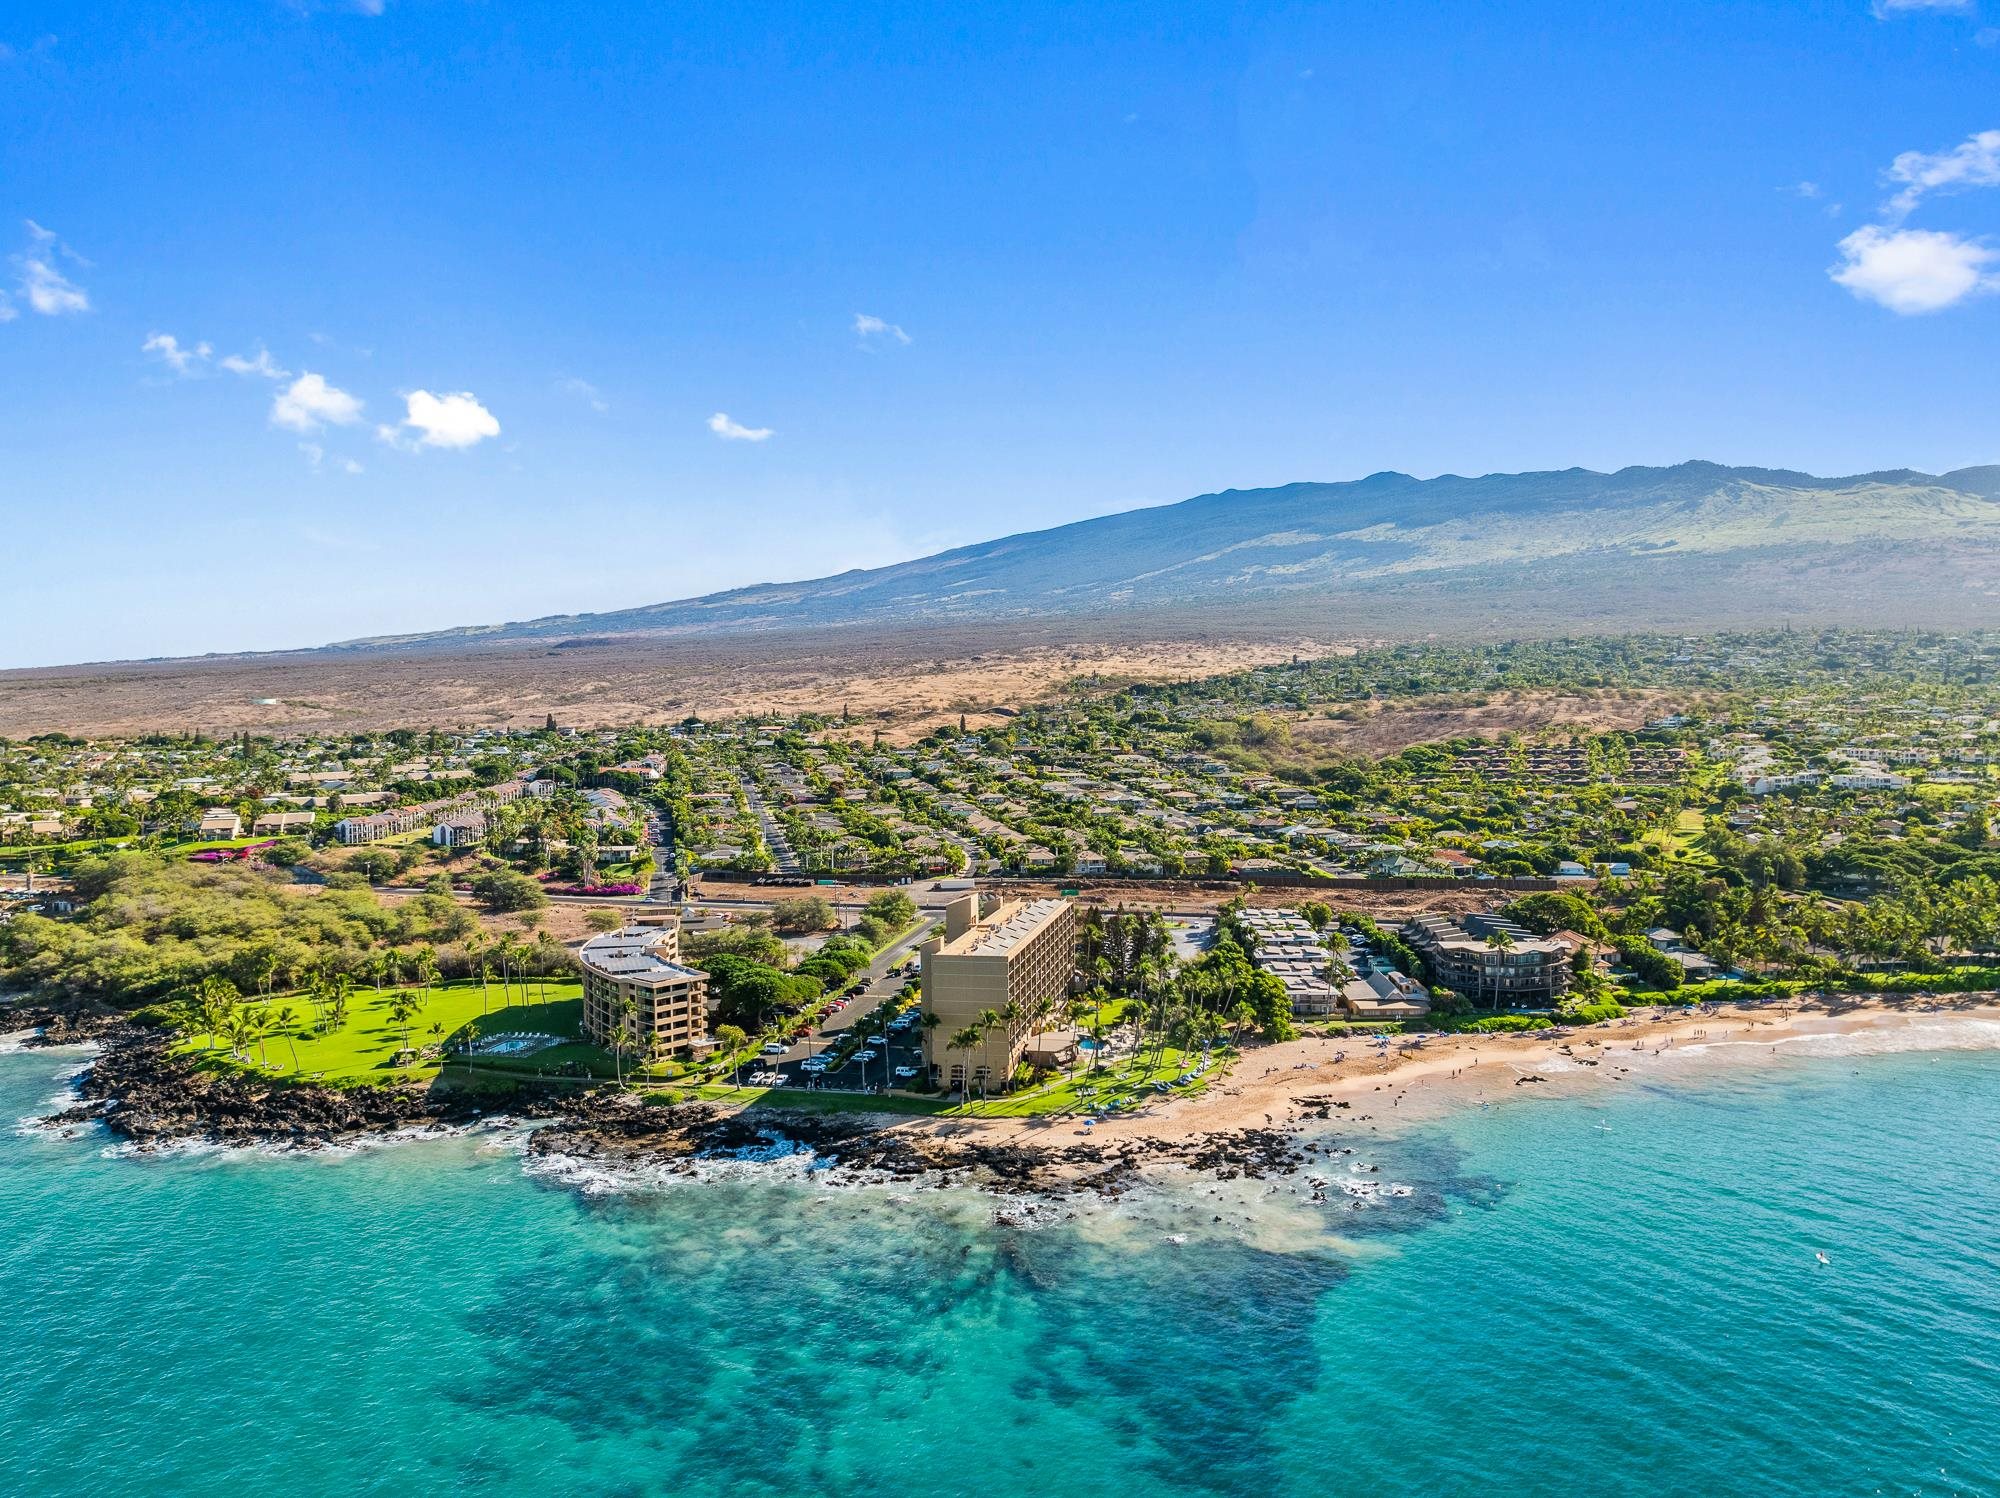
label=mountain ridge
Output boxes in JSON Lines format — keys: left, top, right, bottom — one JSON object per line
{"left": 332, "top": 460, "right": 2000, "bottom": 652}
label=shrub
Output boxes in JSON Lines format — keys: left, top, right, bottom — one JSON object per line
{"left": 127, "top": 1002, "right": 188, "bottom": 1031}
{"left": 1472, "top": 1014, "right": 1553, "bottom": 1033}
{"left": 862, "top": 890, "right": 917, "bottom": 930}
{"left": 469, "top": 869, "right": 549, "bottom": 913}
{"left": 1562, "top": 1001, "right": 1627, "bottom": 1025}
{"left": 1502, "top": 892, "right": 1609, "bottom": 940}
{"left": 772, "top": 896, "right": 837, "bottom": 934}
{"left": 1613, "top": 936, "right": 1684, "bottom": 990}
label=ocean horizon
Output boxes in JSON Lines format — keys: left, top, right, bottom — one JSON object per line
{"left": 3, "top": 1028, "right": 1996, "bottom": 1497}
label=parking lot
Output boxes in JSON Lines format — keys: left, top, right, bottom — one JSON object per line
{"left": 749, "top": 931, "right": 937, "bottom": 1093}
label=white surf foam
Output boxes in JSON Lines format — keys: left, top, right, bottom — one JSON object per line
{"left": 1671, "top": 1016, "right": 2000, "bottom": 1063}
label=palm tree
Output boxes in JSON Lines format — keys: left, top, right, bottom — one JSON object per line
{"left": 466, "top": 933, "right": 490, "bottom": 1011}
{"left": 612, "top": 993, "right": 638, "bottom": 1087}
{"left": 715, "top": 1024, "right": 749, "bottom": 1087}
{"left": 271, "top": 1004, "right": 301, "bottom": 1071}
{"left": 947, "top": 1023, "right": 985, "bottom": 1102}
{"left": 388, "top": 992, "right": 418, "bottom": 1055}
{"left": 1230, "top": 998, "right": 1256, "bottom": 1048}
{"left": 1482, "top": 928, "right": 1516, "bottom": 1010}
{"left": 494, "top": 934, "right": 517, "bottom": 1009}
{"left": 228, "top": 1008, "right": 261, "bottom": 1063}
{"left": 974, "top": 1007, "right": 1004, "bottom": 1097}
{"left": 919, "top": 1011, "right": 942, "bottom": 1085}
{"left": 534, "top": 933, "right": 562, "bottom": 1013}
{"left": 195, "top": 975, "right": 240, "bottom": 1051}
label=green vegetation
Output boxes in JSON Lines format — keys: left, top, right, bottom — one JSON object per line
{"left": 0, "top": 852, "right": 505, "bottom": 1002}
{"left": 173, "top": 977, "right": 587, "bottom": 1086}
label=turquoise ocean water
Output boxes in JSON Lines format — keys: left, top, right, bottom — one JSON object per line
{"left": 3, "top": 1025, "right": 1997, "bottom": 1497}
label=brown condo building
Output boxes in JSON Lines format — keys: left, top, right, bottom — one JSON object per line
{"left": 578, "top": 919, "right": 715, "bottom": 1060}
{"left": 920, "top": 893, "right": 1077, "bottom": 1093}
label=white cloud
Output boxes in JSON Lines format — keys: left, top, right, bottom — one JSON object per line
{"left": 142, "top": 332, "right": 211, "bottom": 374}
{"left": 1873, "top": 0, "right": 1973, "bottom": 12}
{"left": 394, "top": 389, "right": 501, "bottom": 449}
{"left": 299, "top": 442, "right": 364, "bottom": 475}
{"left": 853, "top": 312, "right": 911, "bottom": 345}
{"left": 1791, "top": 180, "right": 1822, "bottom": 199}
{"left": 20, "top": 258, "right": 86, "bottom": 313}
{"left": 556, "top": 375, "right": 608, "bottom": 411}
{"left": 221, "top": 347, "right": 289, "bottom": 379}
{"left": 271, "top": 371, "right": 364, "bottom": 431}
{"left": 1830, "top": 225, "right": 2000, "bottom": 313}
{"left": 1885, "top": 128, "right": 2000, "bottom": 221}
{"left": 0, "top": 293, "right": 14, "bottom": 323}
{"left": 707, "top": 411, "right": 773, "bottom": 442}
{"left": 9, "top": 220, "right": 90, "bottom": 316}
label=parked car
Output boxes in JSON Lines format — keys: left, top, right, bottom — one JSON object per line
{"left": 761, "top": 1042, "right": 787, "bottom": 1055}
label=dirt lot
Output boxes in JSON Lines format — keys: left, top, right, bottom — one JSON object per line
{"left": 0, "top": 618, "right": 1343, "bottom": 739}
{"left": 1286, "top": 686, "right": 1694, "bottom": 758}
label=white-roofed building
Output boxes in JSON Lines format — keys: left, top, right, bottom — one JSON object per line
{"left": 577, "top": 920, "right": 714, "bottom": 1060}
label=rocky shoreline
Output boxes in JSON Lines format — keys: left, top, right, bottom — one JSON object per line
{"left": 525, "top": 1105, "right": 1313, "bottom": 1197}
{"left": 39, "top": 1022, "right": 541, "bottom": 1149}
{"left": 23, "top": 1011, "right": 1319, "bottom": 1195}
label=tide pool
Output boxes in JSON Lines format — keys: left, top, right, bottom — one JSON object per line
{"left": 2, "top": 1034, "right": 1995, "bottom": 1497}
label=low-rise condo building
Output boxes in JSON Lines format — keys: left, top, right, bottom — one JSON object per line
{"left": 578, "top": 920, "right": 714, "bottom": 1060}
{"left": 1402, "top": 913, "right": 1571, "bottom": 1007}
{"left": 921, "top": 893, "right": 1077, "bottom": 1093}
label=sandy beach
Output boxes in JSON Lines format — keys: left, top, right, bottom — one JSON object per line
{"left": 912, "top": 996, "right": 2000, "bottom": 1157}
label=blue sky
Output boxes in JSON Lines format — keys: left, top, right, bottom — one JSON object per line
{"left": 4, "top": 0, "right": 1999, "bottom": 667}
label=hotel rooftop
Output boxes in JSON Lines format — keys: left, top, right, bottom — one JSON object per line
{"left": 578, "top": 927, "right": 705, "bottom": 986}
{"left": 943, "top": 897, "right": 1070, "bottom": 958}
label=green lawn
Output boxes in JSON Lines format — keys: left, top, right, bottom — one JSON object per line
{"left": 1642, "top": 809, "right": 1712, "bottom": 865}
{"left": 177, "top": 976, "right": 608, "bottom": 1086}
{"left": 2, "top": 834, "right": 296, "bottom": 863}
{"left": 950, "top": 1047, "right": 1218, "bottom": 1117}
{"left": 675, "top": 1046, "right": 1221, "bottom": 1119}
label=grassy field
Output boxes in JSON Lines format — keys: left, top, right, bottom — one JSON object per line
{"left": 673, "top": 1047, "right": 1220, "bottom": 1119}
{"left": 0, "top": 834, "right": 275, "bottom": 863}
{"left": 178, "top": 976, "right": 609, "bottom": 1086}
{"left": 1641, "top": 808, "right": 1711, "bottom": 866}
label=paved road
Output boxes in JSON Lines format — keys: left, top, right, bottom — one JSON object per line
{"left": 643, "top": 808, "right": 679, "bottom": 903}
{"left": 738, "top": 774, "right": 801, "bottom": 874}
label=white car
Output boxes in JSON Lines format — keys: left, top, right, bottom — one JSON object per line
{"left": 893, "top": 1066, "right": 920, "bottom": 1081}
{"left": 800, "top": 1057, "right": 828, "bottom": 1072}
{"left": 854, "top": 1048, "right": 878, "bottom": 1063}
{"left": 761, "top": 1042, "right": 787, "bottom": 1055}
